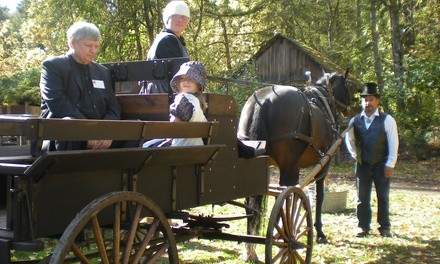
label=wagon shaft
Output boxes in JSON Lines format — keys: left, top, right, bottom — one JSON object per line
{"left": 299, "top": 123, "right": 353, "bottom": 189}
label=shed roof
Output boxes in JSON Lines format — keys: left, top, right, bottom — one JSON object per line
{"left": 253, "top": 33, "right": 345, "bottom": 74}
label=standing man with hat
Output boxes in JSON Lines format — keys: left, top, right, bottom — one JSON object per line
{"left": 140, "top": 0, "right": 191, "bottom": 95}
{"left": 345, "top": 82, "right": 399, "bottom": 238}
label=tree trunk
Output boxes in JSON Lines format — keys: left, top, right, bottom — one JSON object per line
{"left": 220, "top": 18, "right": 232, "bottom": 70}
{"left": 401, "top": 0, "right": 416, "bottom": 53}
{"left": 386, "top": 0, "right": 405, "bottom": 111}
{"left": 370, "top": 0, "right": 387, "bottom": 111}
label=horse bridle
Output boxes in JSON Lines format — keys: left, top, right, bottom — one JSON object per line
{"left": 335, "top": 78, "right": 358, "bottom": 114}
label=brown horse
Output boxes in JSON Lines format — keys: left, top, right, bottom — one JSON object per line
{"left": 238, "top": 69, "right": 354, "bottom": 244}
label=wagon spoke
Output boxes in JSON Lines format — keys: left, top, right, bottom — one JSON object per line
{"left": 285, "top": 194, "right": 294, "bottom": 236}
{"left": 295, "top": 210, "right": 308, "bottom": 238}
{"left": 144, "top": 242, "right": 169, "bottom": 264}
{"left": 122, "top": 203, "right": 142, "bottom": 264}
{"left": 275, "top": 214, "right": 289, "bottom": 242}
{"left": 131, "top": 219, "right": 160, "bottom": 263}
{"left": 293, "top": 194, "right": 304, "bottom": 236}
{"left": 113, "top": 202, "right": 121, "bottom": 264}
{"left": 293, "top": 250, "right": 306, "bottom": 264}
{"left": 70, "top": 243, "right": 90, "bottom": 263}
{"left": 91, "top": 215, "right": 110, "bottom": 264}
{"left": 291, "top": 193, "right": 302, "bottom": 235}
{"left": 271, "top": 240, "right": 288, "bottom": 248}
{"left": 272, "top": 246, "right": 288, "bottom": 263}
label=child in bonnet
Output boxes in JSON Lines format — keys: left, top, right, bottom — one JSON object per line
{"left": 143, "top": 61, "right": 207, "bottom": 147}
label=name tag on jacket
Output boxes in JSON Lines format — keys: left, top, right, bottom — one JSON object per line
{"left": 92, "top": 79, "right": 105, "bottom": 89}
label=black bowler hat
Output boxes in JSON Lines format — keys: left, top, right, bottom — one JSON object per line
{"left": 360, "top": 82, "right": 380, "bottom": 98}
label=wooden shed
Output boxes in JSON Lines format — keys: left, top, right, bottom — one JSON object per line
{"left": 253, "top": 34, "right": 345, "bottom": 86}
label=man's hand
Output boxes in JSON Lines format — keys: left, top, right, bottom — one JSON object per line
{"left": 384, "top": 166, "right": 394, "bottom": 178}
{"left": 87, "top": 140, "right": 112, "bottom": 149}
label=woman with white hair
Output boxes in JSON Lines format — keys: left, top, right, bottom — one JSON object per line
{"left": 140, "top": 1, "right": 191, "bottom": 95}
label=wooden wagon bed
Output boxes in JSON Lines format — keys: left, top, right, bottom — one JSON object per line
{"left": 0, "top": 93, "right": 269, "bottom": 262}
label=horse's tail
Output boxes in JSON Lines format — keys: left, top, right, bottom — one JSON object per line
{"left": 238, "top": 87, "right": 272, "bottom": 140}
{"left": 246, "top": 195, "right": 268, "bottom": 236}
{"left": 249, "top": 96, "right": 269, "bottom": 140}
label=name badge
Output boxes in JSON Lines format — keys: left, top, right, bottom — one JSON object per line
{"left": 92, "top": 79, "right": 105, "bottom": 89}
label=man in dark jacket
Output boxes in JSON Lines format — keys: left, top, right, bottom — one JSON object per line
{"left": 345, "top": 82, "right": 399, "bottom": 238}
{"left": 39, "top": 21, "right": 121, "bottom": 151}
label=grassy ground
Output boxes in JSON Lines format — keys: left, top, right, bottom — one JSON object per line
{"left": 176, "top": 156, "right": 440, "bottom": 263}
{"left": 11, "top": 157, "right": 440, "bottom": 263}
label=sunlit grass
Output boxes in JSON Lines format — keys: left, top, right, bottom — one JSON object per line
{"left": 177, "top": 185, "right": 440, "bottom": 264}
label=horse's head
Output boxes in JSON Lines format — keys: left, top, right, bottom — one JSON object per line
{"left": 316, "top": 68, "right": 356, "bottom": 116}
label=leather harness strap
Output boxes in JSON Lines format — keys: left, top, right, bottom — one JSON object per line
{"left": 267, "top": 85, "right": 339, "bottom": 157}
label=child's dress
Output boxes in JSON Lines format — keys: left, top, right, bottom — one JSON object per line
{"left": 142, "top": 92, "right": 207, "bottom": 148}
{"left": 169, "top": 92, "right": 207, "bottom": 146}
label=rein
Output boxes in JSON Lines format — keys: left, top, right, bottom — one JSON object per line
{"left": 207, "top": 75, "right": 278, "bottom": 87}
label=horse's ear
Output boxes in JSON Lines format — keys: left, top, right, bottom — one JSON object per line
{"left": 344, "top": 67, "right": 350, "bottom": 79}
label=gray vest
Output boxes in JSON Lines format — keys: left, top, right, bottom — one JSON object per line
{"left": 353, "top": 112, "right": 388, "bottom": 165}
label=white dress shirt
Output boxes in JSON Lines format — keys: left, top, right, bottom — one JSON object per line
{"left": 345, "top": 109, "right": 399, "bottom": 168}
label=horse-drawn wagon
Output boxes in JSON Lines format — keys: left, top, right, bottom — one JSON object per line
{"left": 0, "top": 58, "right": 354, "bottom": 263}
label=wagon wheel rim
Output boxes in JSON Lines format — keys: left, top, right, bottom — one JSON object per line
{"left": 265, "top": 186, "right": 313, "bottom": 263}
{"left": 50, "top": 191, "right": 178, "bottom": 264}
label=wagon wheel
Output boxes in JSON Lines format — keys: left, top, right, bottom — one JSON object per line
{"left": 50, "top": 191, "right": 178, "bottom": 264}
{"left": 266, "top": 186, "right": 313, "bottom": 263}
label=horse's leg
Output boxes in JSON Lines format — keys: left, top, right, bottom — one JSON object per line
{"left": 314, "top": 164, "right": 330, "bottom": 244}
{"left": 279, "top": 167, "right": 300, "bottom": 186}
{"left": 269, "top": 139, "right": 305, "bottom": 187}
{"left": 244, "top": 195, "right": 265, "bottom": 262}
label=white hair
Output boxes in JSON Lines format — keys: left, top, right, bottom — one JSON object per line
{"left": 66, "top": 21, "right": 101, "bottom": 42}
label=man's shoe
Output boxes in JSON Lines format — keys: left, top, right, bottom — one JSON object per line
{"left": 380, "top": 230, "right": 392, "bottom": 237}
{"left": 356, "top": 229, "right": 369, "bottom": 237}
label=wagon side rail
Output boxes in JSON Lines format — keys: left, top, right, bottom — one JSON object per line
{"left": 0, "top": 117, "right": 219, "bottom": 160}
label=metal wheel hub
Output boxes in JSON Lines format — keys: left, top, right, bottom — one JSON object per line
{"left": 289, "top": 237, "right": 305, "bottom": 251}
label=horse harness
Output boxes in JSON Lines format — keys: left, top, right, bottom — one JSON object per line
{"left": 267, "top": 84, "right": 341, "bottom": 157}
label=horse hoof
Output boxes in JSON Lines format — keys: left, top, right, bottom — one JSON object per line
{"left": 316, "top": 236, "right": 329, "bottom": 244}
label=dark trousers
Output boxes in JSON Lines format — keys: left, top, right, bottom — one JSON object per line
{"left": 356, "top": 161, "right": 390, "bottom": 232}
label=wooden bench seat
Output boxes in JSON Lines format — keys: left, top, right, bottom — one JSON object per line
{"left": 0, "top": 117, "right": 219, "bottom": 161}
{"left": 117, "top": 93, "right": 241, "bottom": 159}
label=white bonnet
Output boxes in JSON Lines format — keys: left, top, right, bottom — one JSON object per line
{"left": 163, "top": 1, "right": 190, "bottom": 25}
